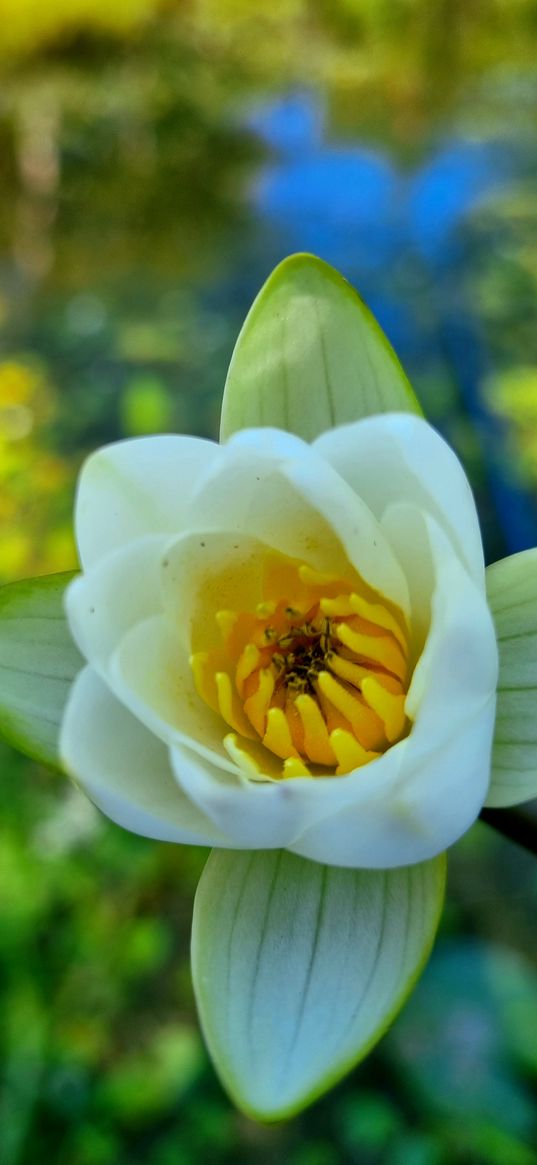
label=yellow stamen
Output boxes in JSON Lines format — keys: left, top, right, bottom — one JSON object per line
{"left": 243, "top": 666, "right": 275, "bottom": 736}
{"left": 361, "top": 676, "right": 407, "bottom": 743}
{"left": 283, "top": 756, "right": 311, "bottom": 778}
{"left": 320, "top": 594, "right": 357, "bottom": 618}
{"left": 215, "top": 609, "right": 238, "bottom": 644}
{"left": 330, "top": 728, "right": 380, "bottom": 775}
{"left": 295, "top": 693, "right": 336, "bottom": 765}
{"left": 299, "top": 564, "right": 339, "bottom": 589}
{"left": 235, "top": 642, "right": 261, "bottom": 697}
{"left": 326, "top": 652, "right": 371, "bottom": 689}
{"left": 190, "top": 651, "right": 218, "bottom": 713}
{"left": 224, "top": 733, "right": 262, "bottom": 777}
{"left": 216, "top": 671, "right": 256, "bottom": 738}
{"left": 263, "top": 707, "right": 297, "bottom": 760}
{"left": 256, "top": 600, "right": 276, "bottom": 619}
{"left": 335, "top": 622, "right": 407, "bottom": 679}
{"left": 190, "top": 550, "right": 412, "bottom": 781}
{"left": 349, "top": 592, "right": 408, "bottom": 650}
{"left": 317, "top": 671, "right": 384, "bottom": 750}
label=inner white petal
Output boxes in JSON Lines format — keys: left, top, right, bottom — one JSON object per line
{"left": 108, "top": 613, "right": 243, "bottom": 776}
{"left": 187, "top": 440, "right": 409, "bottom": 615}
{"left": 314, "top": 414, "right": 484, "bottom": 584}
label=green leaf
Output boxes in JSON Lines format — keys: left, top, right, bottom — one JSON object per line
{"left": 191, "top": 848, "right": 446, "bottom": 1121}
{"left": 220, "top": 253, "right": 422, "bottom": 442}
{"left": 0, "top": 572, "right": 83, "bottom": 770}
{"left": 486, "top": 549, "right": 537, "bottom": 807}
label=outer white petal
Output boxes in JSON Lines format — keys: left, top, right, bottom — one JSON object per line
{"left": 314, "top": 414, "right": 484, "bottom": 584}
{"left": 188, "top": 432, "right": 409, "bottom": 614}
{"left": 65, "top": 534, "right": 166, "bottom": 672}
{"left": 169, "top": 730, "right": 405, "bottom": 852}
{"left": 75, "top": 434, "right": 220, "bottom": 569}
{"left": 290, "top": 702, "right": 495, "bottom": 867}
{"left": 60, "top": 666, "right": 226, "bottom": 845}
{"left": 170, "top": 743, "right": 308, "bottom": 849}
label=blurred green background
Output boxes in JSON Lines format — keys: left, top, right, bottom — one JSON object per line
{"left": 2, "top": 2, "right": 537, "bottom": 1162}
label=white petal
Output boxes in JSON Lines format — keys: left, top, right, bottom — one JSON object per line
{"left": 170, "top": 743, "right": 307, "bottom": 849}
{"left": 60, "top": 667, "right": 225, "bottom": 845}
{"left": 65, "top": 534, "right": 166, "bottom": 671}
{"left": 282, "top": 449, "right": 410, "bottom": 615}
{"left": 192, "top": 849, "right": 445, "bottom": 1120}
{"left": 109, "top": 614, "right": 238, "bottom": 774}
{"left": 314, "top": 414, "right": 484, "bottom": 583}
{"left": 75, "top": 434, "right": 220, "bottom": 568}
{"left": 161, "top": 530, "right": 269, "bottom": 652}
{"left": 227, "top": 426, "right": 307, "bottom": 459}
{"left": 290, "top": 701, "right": 496, "bottom": 867}
{"left": 189, "top": 436, "right": 409, "bottom": 613}
{"left": 404, "top": 513, "right": 497, "bottom": 747}
{"left": 189, "top": 439, "right": 349, "bottom": 575}
{"left": 170, "top": 732, "right": 413, "bottom": 854}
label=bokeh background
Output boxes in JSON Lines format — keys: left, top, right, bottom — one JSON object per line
{"left": 2, "top": 2, "right": 537, "bottom": 1163}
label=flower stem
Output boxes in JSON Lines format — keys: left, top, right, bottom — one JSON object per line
{"left": 479, "top": 802, "right": 537, "bottom": 858}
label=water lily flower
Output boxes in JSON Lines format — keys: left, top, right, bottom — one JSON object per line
{"left": 1, "top": 254, "right": 536, "bottom": 1121}
{"left": 59, "top": 414, "right": 498, "bottom": 869}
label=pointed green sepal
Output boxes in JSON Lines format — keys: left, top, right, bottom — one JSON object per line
{"left": 191, "top": 848, "right": 446, "bottom": 1121}
{"left": 0, "top": 572, "right": 83, "bottom": 770}
{"left": 220, "top": 254, "right": 422, "bottom": 443}
{"left": 486, "top": 549, "right": 537, "bottom": 807}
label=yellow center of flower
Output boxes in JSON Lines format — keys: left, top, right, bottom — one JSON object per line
{"left": 190, "top": 551, "right": 411, "bottom": 779}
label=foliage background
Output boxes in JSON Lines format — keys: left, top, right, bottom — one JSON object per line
{"left": 1, "top": 2, "right": 537, "bottom": 1162}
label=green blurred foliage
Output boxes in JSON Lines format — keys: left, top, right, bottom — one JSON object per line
{"left": 1, "top": 737, "right": 537, "bottom": 1161}
{"left": 1, "top": 1, "right": 537, "bottom": 1162}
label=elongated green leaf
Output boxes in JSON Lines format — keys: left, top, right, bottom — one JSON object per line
{"left": 220, "top": 253, "right": 421, "bottom": 442}
{"left": 486, "top": 549, "right": 537, "bottom": 807}
{"left": 191, "top": 848, "right": 446, "bottom": 1121}
{"left": 0, "top": 572, "right": 82, "bottom": 769}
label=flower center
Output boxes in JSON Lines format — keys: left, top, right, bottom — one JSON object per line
{"left": 190, "top": 552, "right": 411, "bottom": 779}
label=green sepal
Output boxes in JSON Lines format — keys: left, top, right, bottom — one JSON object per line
{"left": 220, "top": 253, "right": 422, "bottom": 442}
{"left": 191, "top": 848, "right": 446, "bottom": 1121}
{"left": 0, "top": 572, "right": 83, "bottom": 770}
{"left": 486, "top": 548, "right": 537, "bottom": 807}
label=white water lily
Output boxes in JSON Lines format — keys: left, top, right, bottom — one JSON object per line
{"left": 60, "top": 413, "right": 498, "bottom": 870}
{"left": 3, "top": 254, "right": 537, "bottom": 1121}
